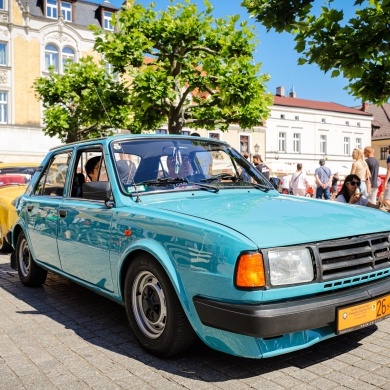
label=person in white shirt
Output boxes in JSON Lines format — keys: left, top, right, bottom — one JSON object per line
{"left": 289, "top": 163, "right": 309, "bottom": 196}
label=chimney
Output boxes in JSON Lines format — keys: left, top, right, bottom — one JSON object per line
{"left": 276, "top": 86, "right": 285, "bottom": 97}
{"left": 289, "top": 91, "right": 296, "bottom": 98}
{"left": 362, "top": 102, "right": 369, "bottom": 112}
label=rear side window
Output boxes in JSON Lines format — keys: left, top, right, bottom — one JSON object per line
{"left": 33, "top": 152, "right": 72, "bottom": 197}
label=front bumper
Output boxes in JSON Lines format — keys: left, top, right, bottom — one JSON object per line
{"left": 193, "top": 277, "right": 390, "bottom": 338}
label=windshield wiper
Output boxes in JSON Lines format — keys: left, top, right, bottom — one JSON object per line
{"left": 249, "top": 183, "right": 271, "bottom": 192}
{"left": 201, "top": 173, "right": 238, "bottom": 183}
{"left": 136, "top": 177, "right": 219, "bottom": 193}
{"left": 137, "top": 177, "right": 189, "bottom": 186}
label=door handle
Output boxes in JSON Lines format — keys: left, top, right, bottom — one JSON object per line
{"left": 27, "top": 205, "right": 33, "bottom": 212}
{"left": 59, "top": 209, "right": 67, "bottom": 218}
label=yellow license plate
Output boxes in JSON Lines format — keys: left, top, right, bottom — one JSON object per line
{"left": 337, "top": 294, "right": 390, "bottom": 334}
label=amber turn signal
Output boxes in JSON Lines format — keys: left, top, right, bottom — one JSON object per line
{"left": 235, "top": 252, "right": 265, "bottom": 288}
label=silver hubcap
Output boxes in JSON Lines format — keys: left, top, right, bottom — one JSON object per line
{"left": 18, "top": 238, "right": 31, "bottom": 277}
{"left": 132, "top": 271, "right": 167, "bottom": 339}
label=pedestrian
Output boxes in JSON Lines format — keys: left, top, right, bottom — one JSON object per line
{"left": 364, "top": 146, "right": 379, "bottom": 204}
{"left": 252, "top": 154, "right": 270, "bottom": 180}
{"left": 383, "top": 145, "right": 390, "bottom": 208}
{"left": 350, "top": 148, "right": 371, "bottom": 197}
{"left": 336, "top": 174, "right": 382, "bottom": 209}
{"left": 289, "top": 163, "right": 309, "bottom": 196}
{"left": 315, "top": 159, "right": 332, "bottom": 200}
{"left": 331, "top": 172, "right": 339, "bottom": 199}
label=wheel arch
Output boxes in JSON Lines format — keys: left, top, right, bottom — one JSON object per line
{"left": 11, "top": 223, "right": 24, "bottom": 250}
{"left": 118, "top": 241, "right": 191, "bottom": 313}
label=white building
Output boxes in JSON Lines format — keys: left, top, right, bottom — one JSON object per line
{"left": 263, "top": 87, "right": 373, "bottom": 177}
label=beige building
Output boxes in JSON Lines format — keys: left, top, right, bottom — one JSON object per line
{"left": 2, "top": 0, "right": 118, "bottom": 162}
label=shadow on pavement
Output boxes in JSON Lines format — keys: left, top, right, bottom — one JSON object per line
{"left": 0, "top": 258, "right": 377, "bottom": 383}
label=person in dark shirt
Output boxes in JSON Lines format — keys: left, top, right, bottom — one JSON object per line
{"left": 252, "top": 154, "right": 270, "bottom": 180}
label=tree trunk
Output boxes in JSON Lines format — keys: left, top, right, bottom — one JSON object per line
{"left": 167, "top": 107, "right": 184, "bottom": 134}
{"left": 66, "top": 128, "right": 78, "bottom": 144}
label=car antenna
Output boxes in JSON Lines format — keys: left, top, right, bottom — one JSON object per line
{"left": 93, "top": 85, "right": 115, "bottom": 130}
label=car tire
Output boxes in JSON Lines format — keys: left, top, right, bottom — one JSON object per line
{"left": 0, "top": 227, "right": 12, "bottom": 253}
{"left": 16, "top": 232, "right": 47, "bottom": 287}
{"left": 124, "top": 254, "right": 196, "bottom": 358}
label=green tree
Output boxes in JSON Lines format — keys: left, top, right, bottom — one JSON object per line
{"left": 92, "top": 0, "right": 272, "bottom": 134}
{"left": 34, "top": 56, "right": 133, "bottom": 143}
{"left": 242, "top": 0, "right": 390, "bottom": 104}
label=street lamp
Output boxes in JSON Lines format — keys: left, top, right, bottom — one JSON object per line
{"left": 254, "top": 144, "right": 259, "bottom": 154}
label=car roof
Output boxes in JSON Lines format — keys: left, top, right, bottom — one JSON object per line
{"left": 49, "top": 134, "right": 227, "bottom": 151}
{"left": 0, "top": 162, "right": 39, "bottom": 168}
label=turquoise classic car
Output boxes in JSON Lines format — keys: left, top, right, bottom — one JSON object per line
{"left": 10, "top": 135, "right": 390, "bottom": 359}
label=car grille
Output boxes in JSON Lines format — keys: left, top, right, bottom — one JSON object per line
{"left": 316, "top": 232, "right": 390, "bottom": 282}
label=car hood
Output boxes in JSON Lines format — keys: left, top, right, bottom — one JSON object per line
{"left": 141, "top": 191, "right": 390, "bottom": 248}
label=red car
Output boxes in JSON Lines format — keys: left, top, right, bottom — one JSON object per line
{"left": 0, "top": 174, "right": 28, "bottom": 187}
{"left": 377, "top": 174, "right": 387, "bottom": 200}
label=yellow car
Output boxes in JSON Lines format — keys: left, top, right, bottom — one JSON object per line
{"left": 0, "top": 162, "right": 39, "bottom": 252}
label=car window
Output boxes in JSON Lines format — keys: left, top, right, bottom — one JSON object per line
{"left": 33, "top": 152, "right": 71, "bottom": 197}
{"left": 70, "top": 149, "right": 113, "bottom": 200}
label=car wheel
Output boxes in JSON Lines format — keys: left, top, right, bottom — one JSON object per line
{"left": 0, "top": 227, "right": 12, "bottom": 253}
{"left": 124, "top": 254, "right": 196, "bottom": 358}
{"left": 16, "top": 232, "right": 47, "bottom": 287}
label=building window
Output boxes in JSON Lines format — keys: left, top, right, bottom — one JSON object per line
{"left": 343, "top": 137, "right": 350, "bottom": 156}
{"left": 357, "top": 122, "right": 361, "bottom": 128}
{"left": 0, "top": 1, "right": 4, "bottom": 10}
{"left": 0, "top": 91, "right": 7, "bottom": 123}
{"left": 346, "top": 121, "right": 349, "bottom": 126}
{"left": 320, "top": 135, "right": 327, "bottom": 154}
{"left": 280, "top": 114, "right": 285, "bottom": 119}
{"left": 45, "top": 44, "right": 59, "bottom": 72}
{"left": 381, "top": 147, "right": 388, "bottom": 160}
{"left": 103, "top": 11, "right": 114, "bottom": 31}
{"left": 355, "top": 138, "right": 362, "bottom": 149}
{"left": 240, "top": 135, "right": 249, "bottom": 153}
{"left": 62, "top": 47, "right": 75, "bottom": 70}
{"left": 155, "top": 129, "right": 167, "bottom": 134}
{"left": 278, "top": 132, "right": 286, "bottom": 152}
{"left": 0, "top": 43, "right": 6, "bottom": 66}
{"left": 61, "top": 2, "right": 72, "bottom": 22}
{"left": 46, "top": 0, "right": 58, "bottom": 19}
{"left": 295, "top": 116, "right": 299, "bottom": 121}
{"left": 293, "top": 133, "right": 300, "bottom": 153}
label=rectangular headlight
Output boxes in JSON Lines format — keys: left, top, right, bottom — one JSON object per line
{"left": 268, "top": 248, "right": 314, "bottom": 286}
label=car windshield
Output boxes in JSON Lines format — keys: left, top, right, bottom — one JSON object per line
{"left": 110, "top": 138, "right": 273, "bottom": 195}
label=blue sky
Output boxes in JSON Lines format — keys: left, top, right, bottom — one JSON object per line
{"left": 97, "top": 0, "right": 361, "bottom": 107}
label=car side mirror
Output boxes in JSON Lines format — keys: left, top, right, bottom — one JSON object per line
{"left": 82, "top": 181, "right": 112, "bottom": 201}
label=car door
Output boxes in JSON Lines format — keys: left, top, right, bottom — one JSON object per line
{"left": 56, "top": 148, "right": 115, "bottom": 292}
{"left": 25, "top": 151, "right": 72, "bottom": 269}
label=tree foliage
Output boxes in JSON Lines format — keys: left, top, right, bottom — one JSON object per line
{"left": 242, "top": 0, "right": 390, "bottom": 104}
{"left": 34, "top": 56, "right": 133, "bottom": 143}
{"left": 92, "top": 0, "right": 273, "bottom": 134}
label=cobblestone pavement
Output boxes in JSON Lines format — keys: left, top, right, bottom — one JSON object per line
{"left": 1, "top": 252, "right": 390, "bottom": 390}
